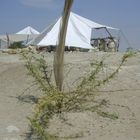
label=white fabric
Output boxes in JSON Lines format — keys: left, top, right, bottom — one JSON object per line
{"left": 40, "top": 18, "right": 61, "bottom": 46}
{"left": 72, "top": 12, "right": 118, "bottom": 30}
{"left": 16, "top": 26, "right": 40, "bottom": 35}
{"left": 38, "top": 12, "right": 118, "bottom": 49}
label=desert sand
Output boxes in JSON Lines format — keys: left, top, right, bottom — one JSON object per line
{"left": 0, "top": 51, "right": 140, "bottom": 140}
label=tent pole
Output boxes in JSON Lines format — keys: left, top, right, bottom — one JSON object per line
{"left": 104, "top": 27, "right": 119, "bottom": 51}
{"left": 0, "top": 39, "right": 1, "bottom": 49}
{"left": 104, "top": 27, "right": 116, "bottom": 43}
{"left": 26, "top": 34, "right": 29, "bottom": 44}
{"left": 120, "top": 30, "right": 132, "bottom": 49}
{"left": 6, "top": 33, "right": 10, "bottom": 48}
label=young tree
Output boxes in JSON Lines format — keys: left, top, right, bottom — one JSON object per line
{"left": 54, "top": 0, "right": 74, "bottom": 91}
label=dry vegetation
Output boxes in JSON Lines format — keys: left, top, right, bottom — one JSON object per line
{"left": 0, "top": 51, "right": 140, "bottom": 140}
{"left": 21, "top": 50, "right": 136, "bottom": 140}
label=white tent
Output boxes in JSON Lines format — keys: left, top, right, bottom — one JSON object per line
{"left": 16, "top": 26, "right": 40, "bottom": 35}
{"left": 28, "top": 22, "right": 56, "bottom": 46}
{"left": 35, "top": 12, "right": 118, "bottom": 49}
{"left": 16, "top": 26, "right": 40, "bottom": 44}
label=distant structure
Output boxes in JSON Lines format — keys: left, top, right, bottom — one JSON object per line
{"left": 91, "top": 37, "right": 119, "bottom": 52}
{"left": 16, "top": 26, "right": 40, "bottom": 35}
{"left": 0, "top": 26, "right": 40, "bottom": 49}
{"left": 28, "top": 12, "right": 119, "bottom": 52}
{"left": 16, "top": 26, "right": 40, "bottom": 44}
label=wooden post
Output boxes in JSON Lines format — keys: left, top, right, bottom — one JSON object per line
{"left": 54, "top": 0, "right": 74, "bottom": 91}
{"left": 6, "top": 33, "right": 10, "bottom": 48}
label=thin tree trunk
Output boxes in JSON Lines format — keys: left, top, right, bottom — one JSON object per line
{"left": 54, "top": 0, "right": 74, "bottom": 91}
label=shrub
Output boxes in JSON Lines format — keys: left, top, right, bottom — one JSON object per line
{"left": 9, "top": 41, "right": 25, "bottom": 49}
{"left": 22, "top": 51, "right": 135, "bottom": 140}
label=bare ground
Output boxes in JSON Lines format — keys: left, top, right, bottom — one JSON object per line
{"left": 0, "top": 52, "right": 140, "bottom": 140}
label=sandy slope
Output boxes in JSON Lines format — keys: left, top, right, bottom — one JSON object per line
{"left": 0, "top": 52, "right": 140, "bottom": 140}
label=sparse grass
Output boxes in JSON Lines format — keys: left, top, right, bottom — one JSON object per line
{"left": 21, "top": 51, "right": 135, "bottom": 140}
{"left": 96, "top": 111, "right": 119, "bottom": 120}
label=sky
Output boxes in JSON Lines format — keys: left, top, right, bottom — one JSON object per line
{"left": 0, "top": 0, "right": 140, "bottom": 51}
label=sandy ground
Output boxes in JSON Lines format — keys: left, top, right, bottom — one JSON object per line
{"left": 0, "top": 51, "right": 140, "bottom": 140}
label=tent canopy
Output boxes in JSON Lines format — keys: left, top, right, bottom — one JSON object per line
{"left": 32, "top": 12, "right": 119, "bottom": 49}
{"left": 28, "top": 22, "right": 56, "bottom": 46}
{"left": 16, "top": 26, "right": 40, "bottom": 35}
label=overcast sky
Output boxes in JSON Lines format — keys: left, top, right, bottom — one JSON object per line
{"left": 0, "top": 0, "right": 140, "bottom": 51}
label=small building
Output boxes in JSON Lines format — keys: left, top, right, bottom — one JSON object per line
{"left": 0, "top": 38, "right": 9, "bottom": 50}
